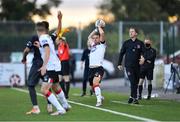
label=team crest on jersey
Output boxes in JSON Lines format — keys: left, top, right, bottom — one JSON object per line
{"left": 42, "top": 40, "right": 48, "bottom": 44}
{"left": 137, "top": 45, "right": 140, "bottom": 49}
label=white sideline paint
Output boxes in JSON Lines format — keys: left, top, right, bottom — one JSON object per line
{"left": 12, "top": 88, "right": 159, "bottom": 122}
{"left": 111, "top": 100, "right": 144, "bottom": 107}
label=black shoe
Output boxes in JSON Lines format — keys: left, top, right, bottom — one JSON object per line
{"left": 133, "top": 99, "right": 139, "bottom": 104}
{"left": 81, "top": 92, "right": 86, "bottom": 97}
{"left": 65, "top": 95, "right": 69, "bottom": 99}
{"left": 128, "top": 97, "right": 134, "bottom": 104}
{"left": 138, "top": 95, "right": 142, "bottom": 100}
{"left": 146, "top": 96, "right": 151, "bottom": 100}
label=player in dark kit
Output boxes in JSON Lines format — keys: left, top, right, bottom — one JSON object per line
{"left": 138, "top": 38, "right": 156, "bottom": 100}
{"left": 118, "top": 27, "right": 145, "bottom": 104}
{"left": 80, "top": 45, "right": 92, "bottom": 96}
{"left": 22, "top": 35, "right": 52, "bottom": 114}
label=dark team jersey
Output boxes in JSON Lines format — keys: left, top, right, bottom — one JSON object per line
{"left": 81, "top": 48, "right": 90, "bottom": 69}
{"left": 141, "top": 47, "right": 156, "bottom": 69}
{"left": 26, "top": 35, "right": 42, "bottom": 63}
{"left": 118, "top": 38, "right": 145, "bottom": 68}
{"left": 26, "top": 33, "right": 57, "bottom": 64}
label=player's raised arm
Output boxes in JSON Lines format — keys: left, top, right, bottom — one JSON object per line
{"left": 88, "top": 29, "right": 96, "bottom": 40}
{"left": 55, "top": 11, "right": 62, "bottom": 36}
{"left": 98, "top": 27, "right": 105, "bottom": 42}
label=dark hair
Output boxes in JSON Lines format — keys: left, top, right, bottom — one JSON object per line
{"left": 41, "top": 21, "right": 49, "bottom": 30}
{"left": 36, "top": 21, "right": 49, "bottom": 31}
{"left": 94, "top": 31, "right": 100, "bottom": 36}
{"left": 144, "top": 37, "right": 152, "bottom": 42}
{"left": 129, "top": 27, "right": 139, "bottom": 33}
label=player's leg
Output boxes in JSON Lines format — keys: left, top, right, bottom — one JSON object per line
{"left": 63, "top": 75, "right": 70, "bottom": 99}
{"left": 138, "top": 69, "right": 146, "bottom": 100}
{"left": 52, "top": 71, "right": 71, "bottom": 111}
{"left": 61, "top": 61, "right": 70, "bottom": 99}
{"left": 26, "top": 65, "right": 41, "bottom": 114}
{"left": 58, "top": 72, "right": 66, "bottom": 96}
{"left": 92, "top": 67, "right": 104, "bottom": 107}
{"left": 81, "top": 68, "right": 88, "bottom": 96}
{"left": 138, "top": 78, "right": 144, "bottom": 100}
{"left": 126, "top": 68, "right": 138, "bottom": 104}
{"left": 133, "top": 67, "right": 140, "bottom": 103}
{"left": 146, "top": 69, "right": 153, "bottom": 100}
{"left": 41, "top": 73, "right": 66, "bottom": 115}
{"left": 40, "top": 75, "right": 53, "bottom": 113}
{"left": 52, "top": 82, "right": 71, "bottom": 111}
{"left": 89, "top": 72, "right": 94, "bottom": 96}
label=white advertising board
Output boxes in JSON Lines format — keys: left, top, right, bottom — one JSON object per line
{"left": 0, "top": 63, "right": 25, "bottom": 86}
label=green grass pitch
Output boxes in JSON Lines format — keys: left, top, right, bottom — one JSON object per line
{"left": 0, "top": 87, "right": 180, "bottom": 121}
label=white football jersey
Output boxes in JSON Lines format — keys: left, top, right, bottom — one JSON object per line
{"left": 89, "top": 42, "right": 106, "bottom": 67}
{"left": 39, "top": 34, "right": 61, "bottom": 71}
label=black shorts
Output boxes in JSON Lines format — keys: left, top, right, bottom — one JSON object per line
{"left": 140, "top": 68, "right": 154, "bottom": 80}
{"left": 61, "top": 60, "right": 70, "bottom": 75}
{"left": 88, "top": 66, "right": 104, "bottom": 83}
{"left": 42, "top": 70, "right": 59, "bottom": 83}
{"left": 27, "top": 61, "right": 43, "bottom": 87}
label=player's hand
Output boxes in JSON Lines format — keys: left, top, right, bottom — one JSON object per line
{"left": 117, "top": 65, "right": 123, "bottom": 70}
{"left": 139, "top": 56, "right": 145, "bottom": 65}
{"left": 57, "top": 10, "right": 62, "bottom": 20}
{"left": 39, "top": 65, "right": 47, "bottom": 76}
{"left": 33, "top": 41, "right": 40, "bottom": 48}
{"left": 21, "top": 58, "right": 26, "bottom": 64}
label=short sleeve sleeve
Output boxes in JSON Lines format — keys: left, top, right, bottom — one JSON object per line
{"left": 39, "top": 36, "right": 49, "bottom": 47}
{"left": 26, "top": 41, "right": 33, "bottom": 49}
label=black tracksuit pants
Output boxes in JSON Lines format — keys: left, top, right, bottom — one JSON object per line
{"left": 126, "top": 67, "right": 140, "bottom": 99}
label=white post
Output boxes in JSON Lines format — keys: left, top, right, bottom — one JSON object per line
{"left": 118, "top": 21, "right": 123, "bottom": 51}
{"left": 160, "top": 21, "right": 164, "bottom": 55}
{"left": 77, "top": 22, "right": 82, "bottom": 49}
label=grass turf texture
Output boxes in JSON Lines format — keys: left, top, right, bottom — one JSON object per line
{"left": 0, "top": 87, "right": 180, "bottom": 121}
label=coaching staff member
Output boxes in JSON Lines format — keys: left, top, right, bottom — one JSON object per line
{"left": 118, "top": 27, "right": 145, "bottom": 104}
{"left": 138, "top": 38, "right": 156, "bottom": 100}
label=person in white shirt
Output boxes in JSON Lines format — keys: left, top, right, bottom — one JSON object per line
{"left": 87, "top": 25, "right": 106, "bottom": 107}
{"left": 35, "top": 11, "right": 71, "bottom": 116}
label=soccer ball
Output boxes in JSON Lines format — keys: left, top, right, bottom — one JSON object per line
{"left": 95, "top": 19, "right": 106, "bottom": 28}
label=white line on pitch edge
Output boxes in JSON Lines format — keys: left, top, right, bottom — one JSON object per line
{"left": 111, "top": 100, "right": 144, "bottom": 107}
{"left": 11, "top": 87, "right": 159, "bottom": 122}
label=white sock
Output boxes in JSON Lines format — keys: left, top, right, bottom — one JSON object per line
{"left": 56, "top": 90, "right": 69, "bottom": 108}
{"left": 33, "top": 105, "right": 39, "bottom": 110}
{"left": 47, "top": 93, "right": 65, "bottom": 113}
{"left": 94, "top": 86, "right": 102, "bottom": 103}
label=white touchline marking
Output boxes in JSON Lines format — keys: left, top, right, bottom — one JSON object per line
{"left": 111, "top": 100, "right": 144, "bottom": 107}
{"left": 72, "top": 93, "right": 91, "bottom": 97}
{"left": 12, "top": 87, "right": 159, "bottom": 122}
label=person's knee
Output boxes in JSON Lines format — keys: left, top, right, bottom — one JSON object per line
{"left": 63, "top": 75, "right": 70, "bottom": 82}
{"left": 41, "top": 87, "right": 48, "bottom": 95}
{"left": 58, "top": 75, "right": 63, "bottom": 81}
{"left": 28, "top": 85, "right": 35, "bottom": 91}
{"left": 148, "top": 80, "right": 152, "bottom": 85}
{"left": 41, "top": 83, "right": 51, "bottom": 95}
{"left": 93, "top": 77, "right": 101, "bottom": 86}
{"left": 138, "top": 79, "right": 144, "bottom": 85}
{"left": 52, "top": 83, "right": 60, "bottom": 92}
